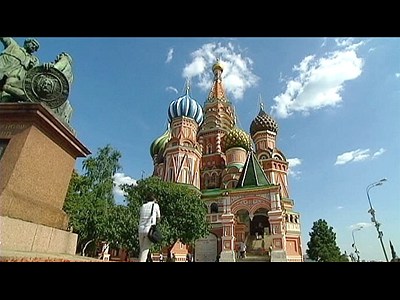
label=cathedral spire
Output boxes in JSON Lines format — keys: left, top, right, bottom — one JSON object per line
{"left": 236, "top": 150, "right": 271, "bottom": 188}
{"left": 258, "top": 94, "right": 264, "bottom": 112}
{"left": 185, "top": 78, "right": 190, "bottom": 96}
{"left": 207, "top": 59, "right": 227, "bottom": 102}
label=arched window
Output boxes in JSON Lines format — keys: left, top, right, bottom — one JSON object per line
{"left": 207, "top": 144, "right": 212, "bottom": 154}
{"left": 210, "top": 203, "right": 218, "bottom": 213}
{"left": 204, "top": 173, "right": 210, "bottom": 187}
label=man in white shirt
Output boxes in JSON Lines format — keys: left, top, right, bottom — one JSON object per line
{"left": 138, "top": 193, "right": 161, "bottom": 262}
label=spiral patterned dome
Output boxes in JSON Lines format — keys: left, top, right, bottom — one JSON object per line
{"left": 250, "top": 104, "right": 278, "bottom": 136}
{"left": 168, "top": 87, "right": 203, "bottom": 126}
{"left": 150, "top": 128, "right": 171, "bottom": 159}
{"left": 224, "top": 126, "right": 252, "bottom": 151}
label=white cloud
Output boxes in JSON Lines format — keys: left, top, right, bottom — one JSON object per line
{"left": 395, "top": 73, "right": 400, "bottom": 78}
{"left": 335, "top": 149, "right": 370, "bottom": 165}
{"left": 166, "top": 86, "right": 178, "bottom": 94}
{"left": 272, "top": 39, "right": 364, "bottom": 118}
{"left": 335, "top": 147, "right": 386, "bottom": 165}
{"left": 337, "top": 206, "right": 344, "bottom": 210}
{"left": 373, "top": 148, "right": 386, "bottom": 157}
{"left": 113, "top": 172, "right": 137, "bottom": 196}
{"left": 182, "top": 42, "right": 259, "bottom": 100}
{"left": 165, "top": 48, "right": 174, "bottom": 63}
{"left": 352, "top": 150, "right": 370, "bottom": 162}
{"left": 335, "top": 38, "right": 364, "bottom": 51}
{"left": 287, "top": 158, "right": 302, "bottom": 178}
{"left": 335, "top": 38, "right": 354, "bottom": 48}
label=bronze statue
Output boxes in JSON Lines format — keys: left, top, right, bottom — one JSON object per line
{"left": 0, "top": 37, "right": 74, "bottom": 129}
{"left": 48, "top": 52, "right": 74, "bottom": 125}
{"left": 0, "top": 37, "right": 40, "bottom": 102}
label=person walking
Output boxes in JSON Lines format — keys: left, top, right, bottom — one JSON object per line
{"left": 239, "top": 241, "right": 246, "bottom": 259}
{"left": 146, "top": 251, "right": 153, "bottom": 262}
{"left": 138, "top": 193, "right": 161, "bottom": 262}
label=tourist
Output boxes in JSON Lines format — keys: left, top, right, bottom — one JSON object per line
{"left": 138, "top": 193, "right": 161, "bottom": 262}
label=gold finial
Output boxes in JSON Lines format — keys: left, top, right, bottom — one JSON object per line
{"left": 212, "top": 57, "right": 223, "bottom": 73}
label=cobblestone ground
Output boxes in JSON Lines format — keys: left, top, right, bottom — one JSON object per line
{"left": 0, "top": 249, "right": 103, "bottom": 262}
{"left": 0, "top": 257, "right": 99, "bottom": 262}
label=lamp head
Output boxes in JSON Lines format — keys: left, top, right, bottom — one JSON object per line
{"left": 374, "top": 178, "right": 387, "bottom": 187}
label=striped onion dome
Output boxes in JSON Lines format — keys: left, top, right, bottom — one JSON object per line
{"left": 150, "top": 127, "right": 171, "bottom": 159}
{"left": 167, "top": 84, "right": 203, "bottom": 126}
{"left": 224, "top": 126, "right": 252, "bottom": 151}
{"left": 250, "top": 102, "right": 278, "bottom": 136}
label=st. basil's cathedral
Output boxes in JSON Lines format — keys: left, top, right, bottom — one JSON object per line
{"left": 150, "top": 60, "right": 303, "bottom": 262}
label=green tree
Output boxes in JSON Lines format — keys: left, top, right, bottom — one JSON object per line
{"left": 122, "top": 176, "right": 210, "bottom": 254}
{"left": 105, "top": 204, "right": 139, "bottom": 257}
{"left": 63, "top": 144, "right": 122, "bottom": 256}
{"left": 306, "top": 219, "right": 347, "bottom": 262}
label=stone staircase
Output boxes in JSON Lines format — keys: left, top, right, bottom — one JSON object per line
{"left": 237, "top": 234, "right": 272, "bottom": 262}
{"left": 237, "top": 253, "right": 270, "bottom": 262}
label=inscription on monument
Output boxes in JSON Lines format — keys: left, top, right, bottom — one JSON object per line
{"left": 0, "top": 124, "right": 27, "bottom": 138}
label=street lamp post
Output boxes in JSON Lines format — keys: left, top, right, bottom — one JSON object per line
{"left": 351, "top": 226, "right": 363, "bottom": 262}
{"left": 366, "top": 178, "right": 389, "bottom": 262}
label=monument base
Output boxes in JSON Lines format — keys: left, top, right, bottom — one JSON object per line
{"left": 0, "top": 216, "right": 78, "bottom": 255}
{"left": 0, "top": 103, "right": 90, "bottom": 256}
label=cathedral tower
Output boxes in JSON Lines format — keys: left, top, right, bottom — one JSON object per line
{"left": 198, "top": 60, "right": 236, "bottom": 190}
{"left": 151, "top": 83, "right": 203, "bottom": 189}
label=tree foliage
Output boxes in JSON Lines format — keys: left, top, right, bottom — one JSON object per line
{"left": 64, "top": 145, "right": 211, "bottom": 258}
{"left": 306, "top": 219, "right": 348, "bottom": 262}
{"left": 63, "top": 144, "right": 122, "bottom": 256}
{"left": 104, "top": 204, "right": 138, "bottom": 255}
{"left": 122, "top": 176, "right": 211, "bottom": 254}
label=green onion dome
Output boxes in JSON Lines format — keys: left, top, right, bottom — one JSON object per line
{"left": 150, "top": 128, "right": 171, "bottom": 159}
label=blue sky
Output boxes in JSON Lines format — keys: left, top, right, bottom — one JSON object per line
{"left": 13, "top": 37, "right": 399, "bottom": 262}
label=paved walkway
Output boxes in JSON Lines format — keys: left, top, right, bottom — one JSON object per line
{"left": 0, "top": 249, "right": 103, "bottom": 262}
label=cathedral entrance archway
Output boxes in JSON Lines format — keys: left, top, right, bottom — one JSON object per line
{"left": 250, "top": 208, "right": 270, "bottom": 238}
{"left": 234, "top": 209, "right": 250, "bottom": 245}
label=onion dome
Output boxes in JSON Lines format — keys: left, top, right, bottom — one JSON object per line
{"left": 168, "top": 83, "right": 203, "bottom": 126}
{"left": 212, "top": 59, "right": 223, "bottom": 73}
{"left": 224, "top": 126, "right": 252, "bottom": 151}
{"left": 250, "top": 102, "right": 278, "bottom": 136}
{"left": 150, "top": 128, "right": 171, "bottom": 159}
